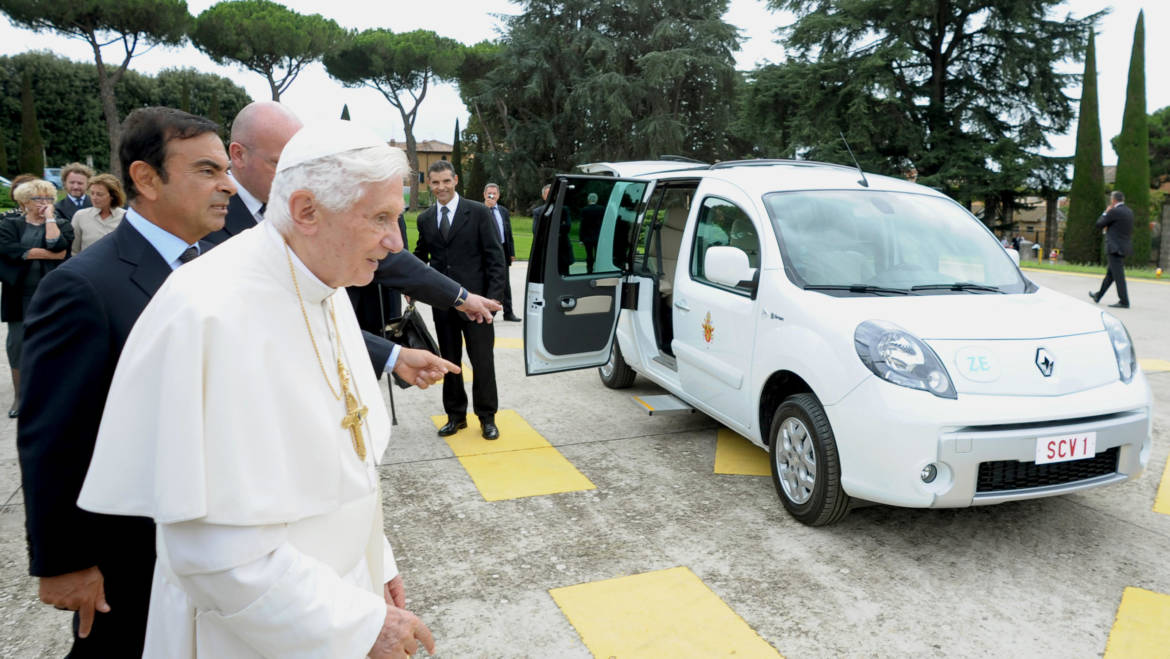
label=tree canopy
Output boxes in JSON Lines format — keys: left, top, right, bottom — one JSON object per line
{"left": 191, "top": 0, "right": 342, "bottom": 101}
{"left": 757, "top": 0, "right": 1099, "bottom": 209}
{"left": 0, "top": 0, "right": 190, "bottom": 175}
{"left": 324, "top": 28, "right": 464, "bottom": 207}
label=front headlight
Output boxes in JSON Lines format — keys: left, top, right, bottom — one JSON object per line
{"left": 1102, "top": 313, "right": 1137, "bottom": 383}
{"left": 854, "top": 320, "right": 957, "bottom": 399}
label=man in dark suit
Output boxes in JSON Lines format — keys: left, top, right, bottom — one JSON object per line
{"left": 484, "top": 182, "right": 520, "bottom": 321}
{"left": 1089, "top": 190, "right": 1134, "bottom": 309}
{"left": 18, "top": 107, "right": 235, "bottom": 657}
{"left": 206, "top": 101, "right": 500, "bottom": 377}
{"left": 54, "top": 162, "right": 94, "bottom": 221}
{"left": 415, "top": 160, "right": 508, "bottom": 439}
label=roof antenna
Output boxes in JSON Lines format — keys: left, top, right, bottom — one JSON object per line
{"left": 839, "top": 132, "right": 869, "bottom": 188}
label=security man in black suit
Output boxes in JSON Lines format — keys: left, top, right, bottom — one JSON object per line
{"left": 415, "top": 160, "right": 508, "bottom": 439}
{"left": 1089, "top": 190, "right": 1134, "bottom": 309}
{"left": 54, "top": 162, "right": 94, "bottom": 221}
{"left": 483, "top": 182, "right": 520, "bottom": 321}
{"left": 206, "top": 101, "right": 500, "bottom": 375}
{"left": 18, "top": 107, "right": 234, "bottom": 658}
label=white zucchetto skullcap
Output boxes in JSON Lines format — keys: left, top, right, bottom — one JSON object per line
{"left": 276, "top": 119, "right": 387, "bottom": 173}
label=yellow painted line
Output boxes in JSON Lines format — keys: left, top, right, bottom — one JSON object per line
{"left": 550, "top": 567, "right": 782, "bottom": 658}
{"left": 1104, "top": 587, "right": 1170, "bottom": 657}
{"left": 431, "top": 410, "right": 595, "bottom": 501}
{"left": 631, "top": 396, "right": 655, "bottom": 412}
{"left": 461, "top": 362, "right": 473, "bottom": 383}
{"left": 714, "top": 429, "right": 771, "bottom": 476}
{"left": 1154, "top": 456, "right": 1170, "bottom": 516}
{"left": 494, "top": 336, "right": 524, "bottom": 349}
{"left": 1140, "top": 358, "right": 1170, "bottom": 374}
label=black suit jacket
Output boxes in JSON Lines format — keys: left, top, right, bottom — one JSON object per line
{"left": 54, "top": 195, "right": 91, "bottom": 221}
{"left": 1096, "top": 203, "right": 1134, "bottom": 257}
{"left": 414, "top": 197, "right": 507, "bottom": 300}
{"left": 488, "top": 204, "right": 515, "bottom": 260}
{"left": 18, "top": 220, "right": 194, "bottom": 578}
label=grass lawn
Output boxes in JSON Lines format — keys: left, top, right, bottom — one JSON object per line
{"left": 404, "top": 210, "right": 534, "bottom": 261}
{"left": 1019, "top": 259, "right": 1165, "bottom": 281}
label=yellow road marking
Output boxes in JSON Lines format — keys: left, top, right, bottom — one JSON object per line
{"left": 1104, "top": 587, "right": 1170, "bottom": 657}
{"left": 1154, "top": 456, "right": 1170, "bottom": 516}
{"left": 460, "top": 362, "right": 473, "bottom": 383}
{"left": 1140, "top": 358, "right": 1170, "bottom": 374}
{"left": 494, "top": 336, "right": 524, "bottom": 349}
{"left": 632, "top": 396, "right": 654, "bottom": 412}
{"left": 714, "top": 429, "right": 771, "bottom": 476}
{"left": 431, "top": 410, "right": 594, "bottom": 501}
{"left": 550, "top": 567, "right": 783, "bottom": 658}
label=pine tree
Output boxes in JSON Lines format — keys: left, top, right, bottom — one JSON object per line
{"left": 340, "top": 104, "right": 350, "bottom": 120}
{"left": 1115, "top": 10, "right": 1150, "bottom": 266}
{"left": 19, "top": 70, "right": 44, "bottom": 177}
{"left": 1064, "top": 31, "right": 1106, "bottom": 263}
{"left": 451, "top": 119, "right": 463, "bottom": 198}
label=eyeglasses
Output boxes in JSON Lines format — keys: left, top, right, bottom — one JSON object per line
{"left": 30, "top": 196, "right": 55, "bottom": 202}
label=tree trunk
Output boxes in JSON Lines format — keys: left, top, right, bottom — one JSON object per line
{"left": 1044, "top": 190, "right": 1059, "bottom": 254}
{"left": 89, "top": 35, "right": 123, "bottom": 178}
{"left": 268, "top": 74, "right": 281, "bottom": 102}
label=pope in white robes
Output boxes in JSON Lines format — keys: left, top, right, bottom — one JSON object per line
{"left": 78, "top": 121, "right": 439, "bottom": 658}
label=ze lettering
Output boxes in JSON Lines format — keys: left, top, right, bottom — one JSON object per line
{"left": 966, "top": 356, "right": 991, "bottom": 372}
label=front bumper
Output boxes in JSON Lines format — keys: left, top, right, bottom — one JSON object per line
{"left": 827, "top": 374, "right": 1152, "bottom": 508}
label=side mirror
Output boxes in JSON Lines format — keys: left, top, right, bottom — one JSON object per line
{"left": 705, "top": 246, "right": 756, "bottom": 288}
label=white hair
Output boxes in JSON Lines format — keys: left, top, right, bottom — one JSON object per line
{"left": 267, "top": 145, "right": 410, "bottom": 231}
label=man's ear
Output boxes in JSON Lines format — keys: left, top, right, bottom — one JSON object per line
{"left": 228, "top": 141, "right": 246, "bottom": 165}
{"left": 127, "top": 161, "right": 161, "bottom": 202}
{"left": 288, "top": 190, "right": 319, "bottom": 235}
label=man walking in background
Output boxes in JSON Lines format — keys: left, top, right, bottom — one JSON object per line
{"left": 484, "top": 182, "right": 520, "bottom": 321}
{"left": 1089, "top": 190, "right": 1134, "bottom": 309}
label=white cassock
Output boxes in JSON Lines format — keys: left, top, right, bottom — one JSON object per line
{"left": 79, "top": 220, "right": 395, "bottom": 658}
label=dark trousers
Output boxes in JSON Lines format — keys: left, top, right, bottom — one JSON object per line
{"left": 1096, "top": 252, "right": 1129, "bottom": 305}
{"left": 501, "top": 266, "right": 514, "bottom": 316}
{"left": 65, "top": 523, "right": 155, "bottom": 658}
{"left": 433, "top": 307, "right": 497, "bottom": 420}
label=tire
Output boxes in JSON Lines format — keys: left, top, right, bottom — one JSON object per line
{"left": 768, "top": 393, "right": 850, "bottom": 526}
{"left": 598, "top": 340, "right": 636, "bottom": 389}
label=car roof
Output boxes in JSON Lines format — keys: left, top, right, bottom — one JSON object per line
{"left": 579, "top": 159, "right": 947, "bottom": 199}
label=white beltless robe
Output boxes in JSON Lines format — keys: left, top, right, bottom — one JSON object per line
{"left": 78, "top": 220, "right": 396, "bottom": 658}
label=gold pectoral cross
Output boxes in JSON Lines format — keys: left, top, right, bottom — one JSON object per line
{"left": 338, "top": 360, "right": 368, "bottom": 460}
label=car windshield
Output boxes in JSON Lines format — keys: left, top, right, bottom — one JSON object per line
{"left": 763, "top": 190, "right": 1028, "bottom": 294}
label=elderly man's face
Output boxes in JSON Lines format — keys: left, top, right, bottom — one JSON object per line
{"left": 316, "top": 176, "right": 404, "bottom": 288}
{"left": 428, "top": 168, "right": 457, "bottom": 206}
{"left": 65, "top": 172, "right": 87, "bottom": 198}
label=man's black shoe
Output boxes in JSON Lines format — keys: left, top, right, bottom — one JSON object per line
{"left": 1088, "top": 291, "right": 1101, "bottom": 303}
{"left": 481, "top": 420, "right": 500, "bottom": 440}
{"left": 1108, "top": 302, "right": 1130, "bottom": 309}
{"left": 503, "top": 313, "right": 521, "bottom": 322}
{"left": 438, "top": 418, "right": 467, "bottom": 436}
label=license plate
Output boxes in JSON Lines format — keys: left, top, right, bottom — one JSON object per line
{"left": 1035, "top": 432, "right": 1097, "bottom": 465}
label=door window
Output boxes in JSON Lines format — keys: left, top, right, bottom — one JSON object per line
{"left": 690, "top": 197, "right": 759, "bottom": 294}
{"left": 554, "top": 179, "right": 646, "bottom": 277}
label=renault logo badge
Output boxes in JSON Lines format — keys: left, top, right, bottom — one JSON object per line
{"left": 1035, "top": 348, "right": 1055, "bottom": 377}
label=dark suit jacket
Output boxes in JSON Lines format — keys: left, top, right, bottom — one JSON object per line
{"left": 202, "top": 194, "right": 255, "bottom": 246}
{"left": 0, "top": 214, "right": 74, "bottom": 321}
{"left": 1096, "top": 203, "right": 1134, "bottom": 257}
{"left": 54, "top": 195, "right": 91, "bottom": 221}
{"left": 414, "top": 197, "right": 507, "bottom": 300}
{"left": 488, "top": 204, "right": 515, "bottom": 260}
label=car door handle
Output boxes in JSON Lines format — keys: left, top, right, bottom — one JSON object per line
{"left": 674, "top": 299, "right": 690, "bottom": 312}
{"left": 559, "top": 296, "right": 576, "bottom": 311}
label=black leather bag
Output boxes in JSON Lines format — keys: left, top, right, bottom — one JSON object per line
{"left": 384, "top": 301, "right": 440, "bottom": 388}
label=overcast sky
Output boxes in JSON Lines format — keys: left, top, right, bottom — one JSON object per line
{"left": 0, "top": 0, "right": 1163, "bottom": 167}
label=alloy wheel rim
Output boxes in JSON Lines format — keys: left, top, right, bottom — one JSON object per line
{"left": 776, "top": 416, "right": 816, "bottom": 504}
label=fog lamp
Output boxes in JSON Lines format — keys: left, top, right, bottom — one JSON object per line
{"left": 920, "top": 463, "right": 938, "bottom": 483}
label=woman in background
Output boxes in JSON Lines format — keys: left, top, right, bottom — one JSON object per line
{"left": 70, "top": 173, "right": 125, "bottom": 253}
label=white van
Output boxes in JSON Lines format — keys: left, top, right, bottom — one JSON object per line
{"left": 522, "top": 160, "right": 1152, "bottom": 526}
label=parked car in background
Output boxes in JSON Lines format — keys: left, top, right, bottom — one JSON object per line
{"left": 523, "top": 159, "right": 1152, "bottom": 526}
{"left": 43, "top": 167, "right": 62, "bottom": 189}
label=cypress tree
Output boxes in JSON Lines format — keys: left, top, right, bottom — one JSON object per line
{"left": 340, "top": 104, "right": 350, "bottom": 120}
{"left": 1064, "top": 31, "right": 1106, "bottom": 263}
{"left": 451, "top": 119, "right": 463, "bottom": 197}
{"left": 1115, "top": 10, "right": 1150, "bottom": 266}
{"left": 19, "top": 70, "right": 44, "bottom": 178}
{"left": 0, "top": 133, "right": 9, "bottom": 179}
{"left": 179, "top": 79, "right": 191, "bottom": 113}
{"left": 208, "top": 89, "right": 223, "bottom": 140}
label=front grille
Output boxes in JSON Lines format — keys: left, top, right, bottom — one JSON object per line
{"left": 976, "top": 447, "right": 1120, "bottom": 493}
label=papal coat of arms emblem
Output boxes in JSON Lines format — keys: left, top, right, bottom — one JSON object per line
{"left": 702, "top": 312, "right": 714, "bottom": 343}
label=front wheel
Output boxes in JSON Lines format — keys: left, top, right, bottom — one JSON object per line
{"left": 769, "top": 393, "right": 850, "bottom": 526}
{"left": 598, "top": 340, "right": 636, "bottom": 389}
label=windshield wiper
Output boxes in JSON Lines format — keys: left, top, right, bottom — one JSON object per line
{"left": 910, "top": 282, "right": 1003, "bottom": 293}
{"left": 804, "top": 284, "right": 911, "bottom": 296}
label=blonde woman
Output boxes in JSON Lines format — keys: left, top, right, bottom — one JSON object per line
{"left": 0, "top": 179, "right": 73, "bottom": 416}
{"left": 70, "top": 173, "right": 126, "bottom": 253}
